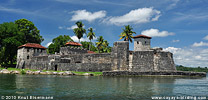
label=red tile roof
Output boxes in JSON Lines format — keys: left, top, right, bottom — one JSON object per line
{"left": 65, "top": 41, "right": 82, "bottom": 46}
{"left": 87, "top": 51, "right": 96, "bottom": 54}
{"left": 133, "top": 34, "right": 152, "bottom": 39}
{"left": 18, "top": 43, "right": 47, "bottom": 49}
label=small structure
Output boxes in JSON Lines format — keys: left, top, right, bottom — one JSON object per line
{"left": 133, "top": 34, "right": 152, "bottom": 51}
{"left": 16, "top": 43, "right": 47, "bottom": 69}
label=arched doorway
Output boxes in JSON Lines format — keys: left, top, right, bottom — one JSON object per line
{"left": 55, "top": 65, "right": 58, "bottom": 71}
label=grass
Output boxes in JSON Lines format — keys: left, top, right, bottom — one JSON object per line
{"left": 0, "top": 67, "right": 103, "bottom": 76}
{"left": 72, "top": 71, "right": 103, "bottom": 76}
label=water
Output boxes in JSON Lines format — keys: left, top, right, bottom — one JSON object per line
{"left": 0, "top": 74, "right": 208, "bottom": 100}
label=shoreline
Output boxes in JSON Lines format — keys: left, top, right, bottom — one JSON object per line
{"left": 0, "top": 68, "right": 100, "bottom": 76}
{"left": 0, "top": 68, "right": 207, "bottom": 77}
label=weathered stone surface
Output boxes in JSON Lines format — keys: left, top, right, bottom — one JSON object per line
{"left": 103, "top": 71, "right": 206, "bottom": 77}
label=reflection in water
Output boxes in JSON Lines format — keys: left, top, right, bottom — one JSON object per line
{"left": 0, "top": 74, "right": 207, "bottom": 100}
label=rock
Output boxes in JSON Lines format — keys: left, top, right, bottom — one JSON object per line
{"left": 40, "top": 72, "right": 47, "bottom": 75}
{"left": 34, "top": 70, "right": 41, "bottom": 75}
{"left": 63, "top": 71, "right": 75, "bottom": 75}
{"left": 52, "top": 72, "right": 58, "bottom": 75}
{"left": 2, "top": 69, "right": 10, "bottom": 74}
{"left": 13, "top": 71, "right": 20, "bottom": 74}
{"left": 26, "top": 70, "right": 34, "bottom": 75}
{"left": 46, "top": 71, "right": 53, "bottom": 75}
{"left": 83, "top": 73, "right": 94, "bottom": 76}
{"left": 58, "top": 72, "right": 64, "bottom": 75}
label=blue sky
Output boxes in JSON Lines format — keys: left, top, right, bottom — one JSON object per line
{"left": 0, "top": 0, "right": 208, "bottom": 67}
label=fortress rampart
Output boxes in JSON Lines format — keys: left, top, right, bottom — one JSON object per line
{"left": 16, "top": 35, "right": 176, "bottom": 72}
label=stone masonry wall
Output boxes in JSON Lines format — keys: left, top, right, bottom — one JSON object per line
{"left": 131, "top": 51, "right": 154, "bottom": 71}
{"left": 82, "top": 53, "right": 111, "bottom": 63}
{"left": 60, "top": 46, "right": 87, "bottom": 55}
{"left": 111, "top": 41, "right": 129, "bottom": 71}
{"left": 154, "top": 51, "right": 176, "bottom": 71}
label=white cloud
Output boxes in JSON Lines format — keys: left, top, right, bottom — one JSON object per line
{"left": 58, "top": 26, "right": 64, "bottom": 29}
{"left": 141, "top": 28, "right": 175, "bottom": 37}
{"left": 66, "top": 25, "right": 77, "bottom": 30}
{"left": 71, "top": 35, "right": 89, "bottom": 42}
{"left": 172, "top": 40, "right": 180, "bottom": 43}
{"left": 71, "top": 10, "right": 106, "bottom": 22}
{"left": 105, "top": 8, "right": 161, "bottom": 25}
{"left": 45, "top": 42, "right": 52, "bottom": 47}
{"left": 192, "top": 41, "right": 208, "bottom": 47}
{"left": 203, "top": 35, "right": 208, "bottom": 40}
{"left": 164, "top": 47, "right": 208, "bottom": 67}
{"left": 71, "top": 34, "right": 97, "bottom": 42}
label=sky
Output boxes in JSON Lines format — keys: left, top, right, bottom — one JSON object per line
{"left": 0, "top": 0, "right": 208, "bottom": 67}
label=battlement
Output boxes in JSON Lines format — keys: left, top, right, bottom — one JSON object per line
{"left": 60, "top": 46, "right": 88, "bottom": 55}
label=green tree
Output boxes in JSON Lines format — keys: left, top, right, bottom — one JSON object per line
{"left": 73, "top": 21, "right": 86, "bottom": 43}
{"left": 103, "top": 40, "right": 111, "bottom": 53}
{"left": 48, "top": 35, "right": 73, "bottom": 54}
{"left": 87, "top": 27, "right": 96, "bottom": 50}
{"left": 81, "top": 41, "right": 97, "bottom": 52}
{"left": 96, "top": 36, "right": 104, "bottom": 53}
{"left": 119, "top": 25, "right": 136, "bottom": 43}
{"left": 0, "top": 22, "right": 22, "bottom": 66}
{"left": 15, "top": 18, "right": 44, "bottom": 44}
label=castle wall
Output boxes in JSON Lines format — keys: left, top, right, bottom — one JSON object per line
{"left": 154, "top": 51, "right": 176, "bottom": 71}
{"left": 52, "top": 63, "right": 112, "bottom": 72}
{"left": 60, "top": 46, "right": 87, "bottom": 55}
{"left": 111, "top": 41, "right": 129, "bottom": 71}
{"left": 131, "top": 51, "right": 154, "bottom": 71}
{"left": 82, "top": 53, "right": 111, "bottom": 63}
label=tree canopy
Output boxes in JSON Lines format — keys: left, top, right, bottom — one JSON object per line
{"left": 48, "top": 35, "right": 73, "bottom": 54}
{"left": 15, "top": 18, "right": 44, "bottom": 44}
{"left": 119, "top": 25, "right": 136, "bottom": 43}
{"left": 87, "top": 27, "right": 96, "bottom": 50}
{"left": 96, "top": 36, "right": 111, "bottom": 53}
{"left": 73, "top": 21, "right": 86, "bottom": 43}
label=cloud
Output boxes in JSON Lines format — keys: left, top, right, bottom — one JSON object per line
{"left": 104, "top": 8, "right": 161, "bottom": 25}
{"left": 164, "top": 47, "right": 208, "bottom": 67}
{"left": 141, "top": 28, "right": 175, "bottom": 37}
{"left": 192, "top": 41, "right": 208, "bottom": 47}
{"left": 71, "top": 10, "right": 106, "bottom": 22}
{"left": 58, "top": 26, "right": 64, "bottom": 29}
{"left": 203, "top": 35, "right": 208, "bottom": 40}
{"left": 172, "top": 40, "right": 180, "bottom": 43}
{"left": 45, "top": 42, "right": 52, "bottom": 47}
{"left": 66, "top": 25, "right": 78, "bottom": 30}
{"left": 71, "top": 34, "right": 97, "bottom": 42}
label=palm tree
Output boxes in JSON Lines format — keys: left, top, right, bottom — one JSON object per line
{"left": 103, "top": 40, "right": 109, "bottom": 53}
{"left": 96, "top": 36, "right": 104, "bottom": 53}
{"left": 119, "top": 25, "right": 136, "bottom": 43}
{"left": 87, "top": 27, "right": 96, "bottom": 50}
{"left": 73, "top": 21, "right": 86, "bottom": 43}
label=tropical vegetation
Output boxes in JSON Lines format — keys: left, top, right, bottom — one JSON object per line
{"left": 119, "top": 25, "right": 136, "bottom": 43}
{"left": 0, "top": 19, "right": 43, "bottom": 67}
{"left": 73, "top": 21, "right": 86, "bottom": 43}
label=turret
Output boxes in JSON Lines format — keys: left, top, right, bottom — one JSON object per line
{"left": 133, "top": 35, "right": 152, "bottom": 51}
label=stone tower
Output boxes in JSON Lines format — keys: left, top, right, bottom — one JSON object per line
{"left": 111, "top": 41, "right": 129, "bottom": 71}
{"left": 16, "top": 43, "right": 47, "bottom": 69}
{"left": 133, "top": 35, "right": 152, "bottom": 51}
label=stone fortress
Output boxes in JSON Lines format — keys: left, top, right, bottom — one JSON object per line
{"left": 16, "top": 34, "right": 176, "bottom": 72}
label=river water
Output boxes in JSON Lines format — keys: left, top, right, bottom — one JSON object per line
{"left": 0, "top": 74, "right": 207, "bottom": 100}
